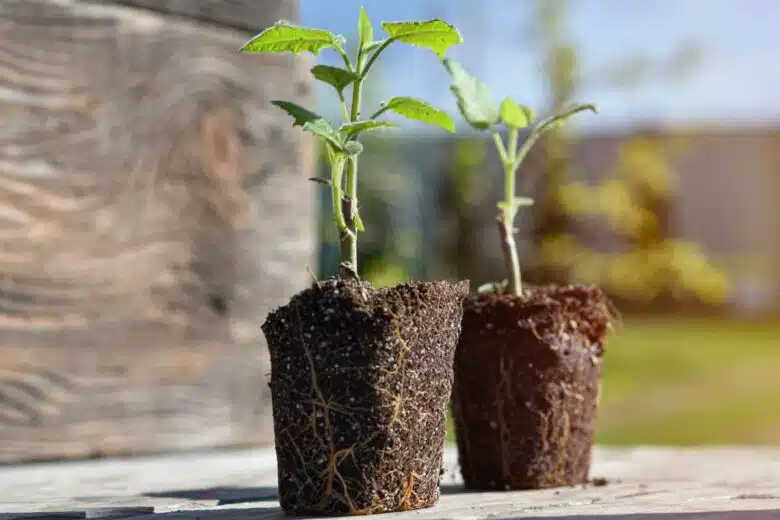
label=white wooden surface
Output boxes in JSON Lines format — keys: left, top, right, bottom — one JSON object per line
{"left": 3, "top": 446, "right": 780, "bottom": 519}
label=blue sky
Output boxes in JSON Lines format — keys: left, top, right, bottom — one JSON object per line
{"left": 299, "top": 0, "right": 780, "bottom": 133}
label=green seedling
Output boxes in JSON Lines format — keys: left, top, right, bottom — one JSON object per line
{"left": 442, "top": 58, "right": 596, "bottom": 296}
{"left": 241, "top": 8, "right": 461, "bottom": 280}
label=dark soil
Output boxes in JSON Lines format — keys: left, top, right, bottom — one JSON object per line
{"left": 451, "top": 284, "right": 613, "bottom": 491}
{"left": 261, "top": 277, "right": 469, "bottom": 515}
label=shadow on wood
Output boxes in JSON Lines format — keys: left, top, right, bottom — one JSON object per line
{"left": 0, "top": 0, "right": 315, "bottom": 464}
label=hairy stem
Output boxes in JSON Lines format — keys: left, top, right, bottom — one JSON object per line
{"left": 338, "top": 52, "right": 366, "bottom": 280}
{"left": 501, "top": 128, "right": 523, "bottom": 296}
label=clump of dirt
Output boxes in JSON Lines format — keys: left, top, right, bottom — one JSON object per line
{"left": 452, "top": 284, "right": 614, "bottom": 490}
{"left": 262, "top": 277, "right": 469, "bottom": 515}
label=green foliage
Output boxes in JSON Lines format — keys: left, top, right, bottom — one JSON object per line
{"left": 442, "top": 57, "right": 596, "bottom": 295}
{"left": 499, "top": 98, "right": 533, "bottom": 129}
{"left": 442, "top": 58, "right": 499, "bottom": 130}
{"left": 310, "top": 65, "right": 358, "bottom": 94}
{"left": 380, "top": 20, "right": 462, "bottom": 58}
{"left": 377, "top": 96, "right": 455, "bottom": 133}
{"left": 240, "top": 22, "right": 345, "bottom": 55}
{"left": 242, "top": 7, "right": 462, "bottom": 279}
{"left": 270, "top": 100, "right": 343, "bottom": 151}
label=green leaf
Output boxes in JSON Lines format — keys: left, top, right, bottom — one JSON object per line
{"left": 270, "top": 100, "right": 343, "bottom": 150}
{"left": 358, "top": 6, "right": 373, "bottom": 50}
{"left": 308, "top": 177, "right": 332, "bottom": 187}
{"left": 381, "top": 19, "right": 462, "bottom": 58}
{"left": 339, "top": 120, "right": 398, "bottom": 138}
{"left": 536, "top": 103, "right": 597, "bottom": 134}
{"left": 241, "top": 21, "right": 344, "bottom": 55}
{"left": 344, "top": 141, "right": 364, "bottom": 156}
{"left": 381, "top": 96, "right": 455, "bottom": 132}
{"left": 310, "top": 65, "right": 358, "bottom": 94}
{"left": 500, "top": 98, "right": 534, "bottom": 129}
{"left": 442, "top": 58, "right": 500, "bottom": 130}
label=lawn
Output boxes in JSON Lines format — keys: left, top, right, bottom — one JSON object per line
{"left": 447, "top": 316, "right": 780, "bottom": 445}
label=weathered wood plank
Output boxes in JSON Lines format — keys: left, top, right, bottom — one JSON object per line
{"left": 3, "top": 446, "right": 780, "bottom": 519}
{"left": 88, "top": 0, "right": 296, "bottom": 33}
{"left": 0, "top": 0, "right": 315, "bottom": 463}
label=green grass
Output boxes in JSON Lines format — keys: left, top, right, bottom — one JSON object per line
{"left": 446, "top": 316, "right": 780, "bottom": 445}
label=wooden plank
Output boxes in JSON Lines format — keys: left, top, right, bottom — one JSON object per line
{"left": 0, "top": 0, "right": 316, "bottom": 463}
{"left": 87, "top": 0, "right": 296, "bottom": 33}
{"left": 3, "top": 446, "right": 780, "bottom": 519}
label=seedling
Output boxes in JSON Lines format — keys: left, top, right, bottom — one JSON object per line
{"left": 241, "top": 8, "right": 461, "bottom": 280}
{"left": 442, "top": 58, "right": 596, "bottom": 296}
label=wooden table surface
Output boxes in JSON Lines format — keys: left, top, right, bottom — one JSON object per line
{"left": 3, "top": 445, "right": 780, "bottom": 519}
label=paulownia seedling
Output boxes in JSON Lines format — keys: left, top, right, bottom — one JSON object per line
{"left": 241, "top": 7, "right": 462, "bottom": 280}
{"left": 442, "top": 58, "right": 596, "bottom": 296}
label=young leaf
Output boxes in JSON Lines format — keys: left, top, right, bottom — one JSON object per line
{"left": 536, "top": 103, "right": 597, "bottom": 134}
{"left": 381, "top": 96, "right": 455, "bottom": 132}
{"left": 442, "top": 58, "right": 500, "bottom": 130}
{"left": 241, "top": 21, "right": 344, "bottom": 55}
{"left": 500, "top": 98, "right": 534, "bottom": 129}
{"left": 381, "top": 19, "right": 462, "bottom": 58}
{"left": 311, "top": 65, "right": 358, "bottom": 94}
{"left": 358, "top": 6, "right": 373, "bottom": 50}
{"left": 271, "top": 100, "right": 343, "bottom": 150}
{"left": 339, "top": 120, "right": 398, "bottom": 138}
{"left": 344, "top": 141, "right": 364, "bottom": 156}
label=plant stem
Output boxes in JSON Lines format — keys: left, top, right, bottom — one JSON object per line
{"left": 338, "top": 54, "right": 365, "bottom": 280}
{"left": 499, "top": 127, "right": 523, "bottom": 296}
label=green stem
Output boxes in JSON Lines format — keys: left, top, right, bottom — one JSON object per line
{"left": 339, "top": 53, "right": 366, "bottom": 280}
{"left": 499, "top": 127, "right": 523, "bottom": 296}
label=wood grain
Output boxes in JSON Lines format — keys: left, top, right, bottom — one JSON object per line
{"left": 0, "top": 0, "right": 315, "bottom": 463}
{"left": 4, "top": 446, "right": 780, "bottom": 519}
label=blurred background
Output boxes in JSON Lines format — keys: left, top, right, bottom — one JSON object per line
{"left": 0, "top": 0, "right": 778, "bottom": 465}
{"left": 301, "top": 0, "right": 780, "bottom": 445}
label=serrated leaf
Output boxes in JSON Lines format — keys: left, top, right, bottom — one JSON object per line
{"left": 311, "top": 65, "right": 358, "bottom": 94}
{"left": 358, "top": 6, "right": 373, "bottom": 50}
{"left": 241, "top": 21, "right": 344, "bottom": 55}
{"left": 500, "top": 98, "right": 534, "bottom": 128}
{"left": 308, "top": 177, "right": 332, "bottom": 186}
{"left": 381, "top": 19, "right": 462, "bottom": 58}
{"left": 537, "top": 103, "right": 597, "bottom": 134}
{"left": 271, "top": 100, "right": 343, "bottom": 150}
{"left": 344, "top": 141, "right": 364, "bottom": 156}
{"left": 382, "top": 96, "right": 455, "bottom": 132}
{"left": 339, "top": 120, "right": 398, "bottom": 138}
{"left": 442, "top": 58, "right": 500, "bottom": 130}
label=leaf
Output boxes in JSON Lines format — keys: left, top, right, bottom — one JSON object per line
{"left": 344, "top": 141, "right": 364, "bottom": 156}
{"left": 537, "top": 103, "right": 597, "bottom": 134}
{"left": 358, "top": 6, "right": 373, "bottom": 50}
{"left": 381, "top": 19, "right": 462, "bottom": 58}
{"left": 270, "top": 100, "right": 343, "bottom": 150}
{"left": 308, "top": 177, "right": 332, "bottom": 186}
{"left": 381, "top": 96, "right": 455, "bottom": 132}
{"left": 311, "top": 65, "right": 358, "bottom": 94}
{"left": 500, "top": 98, "right": 534, "bottom": 129}
{"left": 240, "top": 21, "right": 344, "bottom": 55}
{"left": 339, "top": 120, "right": 398, "bottom": 137}
{"left": 442, "top": 58, "right": 500, "bottom": 130}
